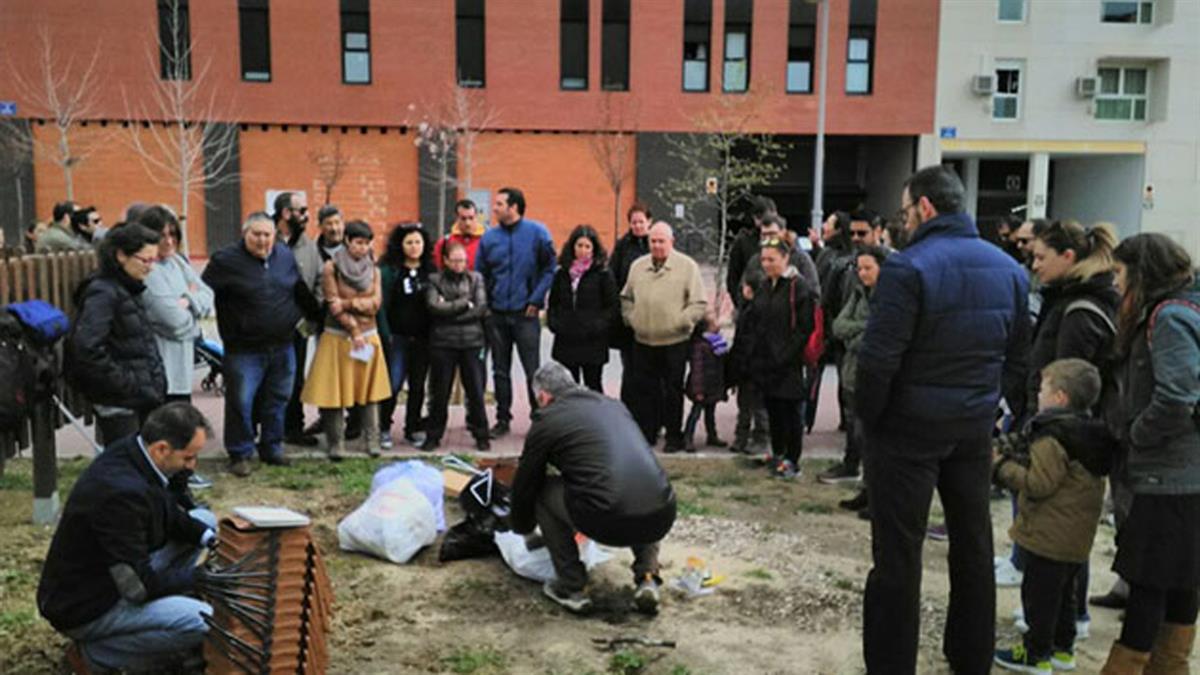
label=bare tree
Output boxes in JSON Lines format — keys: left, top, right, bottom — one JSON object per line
{"left": 656, "top": 90, "right": 788, "bottom": 306}
{"left": 408, "top": 86, "right": 500, "bottom": 237}
{"left": 124, "top": 0, "right": 238, "bottom": 253}
{"left": 6, "top": 27, "right": 104, "bottom": 201}
{"left": 589, "top": 95, "right": 638, "bottom": 244}
{"left": 307, "top": 136, "right": 354, "bottom": 205}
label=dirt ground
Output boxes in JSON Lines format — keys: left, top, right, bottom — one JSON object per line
{"left": 0, "top": 454, "right": 1127, "bottom": 674}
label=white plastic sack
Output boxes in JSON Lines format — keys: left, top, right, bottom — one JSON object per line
{"left": 370, "top": 460, "right": 446, "bottom": 531}
{"left": 494, "top": 529, "right": 613, "bottom": 583}
{"left": 338, "top": 478, "right": 437, "bottom": 563}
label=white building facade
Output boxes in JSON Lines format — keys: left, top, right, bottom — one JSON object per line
{"left": 919, "top": 0, "right": 1200, "bottom": 259}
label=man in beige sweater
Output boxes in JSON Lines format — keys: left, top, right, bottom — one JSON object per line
{"left": 620, "top": 222, "right": 707, "bottom": 452}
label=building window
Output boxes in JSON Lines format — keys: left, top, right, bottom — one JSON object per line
{"left": 846, "top": 0, "right": 876, "bottom": 95}
{"left": 601, "top": 0, "right": 630, "bottom": 90}
{"left": 1096, "top": 66, "right": 1148, "bottom": 120}
{"left": 341, "top": 0, "right": 370, "bottom": 84}
{"left": 1101, "top": 1, "right": 1153, "bottom": 23}
{"left": 560, "top": 0, "right": 588, "bottom": 90}
{"left": 786, "top": 0, "right": 816, "bottom": 94}
{"left": 238, "top": 0, "right": 271, "bottom": 82}
{"left": 723, "top": 0, "right": 752, "bottom": 93}
{"left": 456, "top": 0, "right": 485, "bottom": 87}
{"left": 998, "top": 0, "right": 1025, "bottom": 22}
{"left": 992, "top": 61, "right": 1022, "bottom": 120}
{"left": 158, "top": 0, "right": 191, "bottom": 81}
{"left": 682, "top": 0, "right": 711, "bottom": 92}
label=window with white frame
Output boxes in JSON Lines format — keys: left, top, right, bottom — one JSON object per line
{"left": 992, "top": 61, "right": 1021, "bottom": 120}
{"left": 998, "top": 0, "right": 1025, "bottom": 22}
{"left": 1096, "top": 66, "right": 1148, "bottom": 121}
{"left": 1101, "top": 1, "right": 1153, "bottom": 24}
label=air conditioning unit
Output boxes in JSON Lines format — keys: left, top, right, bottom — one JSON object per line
{"left": 1075, "top": 76, "right": 1099, "bottom": 98}
{"left": 972, "top": 74, "right": 996, "bottom": 95}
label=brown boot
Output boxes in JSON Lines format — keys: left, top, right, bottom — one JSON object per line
{"left": 1146, "top": 623, "right": 1197, "bottom": 675}
{"left": 1102, "top": 642, "right": 1152, "bottom": 675}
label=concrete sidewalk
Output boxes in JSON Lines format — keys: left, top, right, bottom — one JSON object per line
{"left": 52, "top": 328, "right": 848, "bottom": 464}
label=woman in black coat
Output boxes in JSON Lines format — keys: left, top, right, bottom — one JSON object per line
{"left": 740, "top": 238, "right": 816, "bottom": 479}
{"left": 66, "top": 223, "right": 167, "bottom": 442}
{"left": 547, "top": 225, "right": 618, "bottom": 392}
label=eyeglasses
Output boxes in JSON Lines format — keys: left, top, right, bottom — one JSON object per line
{"left": 850, "top": 230, "right": 871, "bottom": 239}
{"left": 131, "top": 254, "right": 156, "bottom": 266}
{"left": 294, "top": 206, "right": 308, "bottom": 215}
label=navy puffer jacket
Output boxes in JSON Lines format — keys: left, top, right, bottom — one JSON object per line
{"left": 855, "top": 212, "right": 1030, "bottom": 441}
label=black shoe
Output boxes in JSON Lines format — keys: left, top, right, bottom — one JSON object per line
{"left": 418, "top": 438, "right": 440, "bottom": 452}
{"left": 284, "top": 433, "right": 319, "bottom": 447}
{"left": 404, "top": 431, "right": 427, "bottom": 447}
{"left": 729, "top": 442, "right": 750, "bottom": 455}
{"left": 261, "top": 454, "right": 291, "bottom": 467}
{"left": 856, "top": 506, "right": 871, "bottom": 521}
{"left": 706, "top": 436, "right": 728, "bottom": 448}
{"left": 1089, "top": 591, "right": 1128, "bottom": 610}
{"left": 475, "top": 437, "right": 491, "bottom": 451}
{"left": 839, "top": 490, "right": 869, "bottom": 512}
{"left": 818, "top": 462, "right": 861, "bottom": 485}
{"left": 489, "top": 421, "right": 510, "bottom": 439}
{"left": 228, "top": 458, "right": 252, "bottom": 477}
{"left": 663, "top": 442, "right": 685, "bottom": 454}
{"left": 302, "top": 420, "right": 323, "bottom": 437}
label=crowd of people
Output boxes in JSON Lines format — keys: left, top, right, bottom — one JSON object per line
{"left": 29, "top": 163, "right": 1200, "bottom": 674}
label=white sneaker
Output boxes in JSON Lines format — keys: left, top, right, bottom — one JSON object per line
{"left": 995, "top": 558, "right": 1023, "bottom": 587}
{"left": 1075, "top": 619, "right": 1089, "bottom": 640}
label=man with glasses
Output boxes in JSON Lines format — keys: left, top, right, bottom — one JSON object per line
{"left": 855, "top": 166, "right": 1030, "bottom": 674}
{"left": 37, "top": 200, "right": 92, "bottom": 253}
{"left": 274, "top": 192, "right": 324, "bottom": 448}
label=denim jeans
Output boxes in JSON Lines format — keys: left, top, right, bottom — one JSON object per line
{"left": 379, "top": 335, "right": 429, "bottom": 436}
{"left": 486, "top": 312, "right": 541, "bottom": 424}
{"left": 65, "top": 509, "right": 216, "bottom": 672}
{"left": 225, "top": 346, "right": 296, "bottom": 460}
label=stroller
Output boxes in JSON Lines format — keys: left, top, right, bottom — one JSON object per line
{"left": 195, "top": 334, "right": 225, "bottom": 394}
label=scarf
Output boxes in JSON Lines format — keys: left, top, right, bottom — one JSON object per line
{"left": 333, "top": 247, "right": 374, "bottom": 292}
{"left": 569, "top": 257, "right": 592, "bottom": 291}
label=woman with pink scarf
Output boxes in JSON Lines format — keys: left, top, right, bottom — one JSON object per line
{"left": 546, "top": 225, "right": 619, "bottom": 392}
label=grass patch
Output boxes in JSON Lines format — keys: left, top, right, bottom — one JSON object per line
{"left": 442, "top": 646, "right": 507, "bottom": 674}
{"left": 0, "top": 473, "right": 32, "bottom": 491}
{"left": 693, "top": 470, "right": 747, "bottom": 488}
{"left": 676, "top": 499, "right": 716, "bottom": 517}
{"left": 608, "top": 649, "right": 647, "bottom": 674}
{"left": 833, "top": 577, "right": 858, "bottom": 592}
{"left": 0, "top": 609, "right": 35, "bottom": 633}
{"left": 728, "top": 492, "right": 761, "bottom": 505}
{"left": 743, "top": 568, "right": 773, "bottom": 581}
{"left": 796, "top": 501, "right": 834, "bottom": 515}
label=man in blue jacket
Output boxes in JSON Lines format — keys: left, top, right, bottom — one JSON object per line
{"left": 203, "top": 212, "right": 316, "bottom": 477}
{"left": 476, "top": 187, "right": 557, "bottom": 437}
{"left": 855, "top": 166, "right": 1030, "bottom": 674}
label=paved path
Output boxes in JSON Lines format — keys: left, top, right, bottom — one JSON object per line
{"left": 52, "top": 327, "right": 848, "bottom": 464}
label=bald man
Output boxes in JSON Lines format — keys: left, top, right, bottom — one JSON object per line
{"left": 619, "top": 222, "right": 708, "bottom": 452}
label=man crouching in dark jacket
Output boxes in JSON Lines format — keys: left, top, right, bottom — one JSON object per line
{"left": 510, "top": 361, "right": 677, "bottom": 615}
{"left": 38, "top": 403, "right": 217, "bottom": 674}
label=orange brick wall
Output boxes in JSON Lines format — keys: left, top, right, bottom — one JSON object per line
{"left": 468, "top": 132, "right": 638, "bottom": 251}
{"left": 30, "top": 122, "right": 210, "bottom": 256}
{"left": 237, "top": 126, "right": 420, "bottom": 254}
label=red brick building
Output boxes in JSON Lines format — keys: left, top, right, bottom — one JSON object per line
{"left": 0, "top": 0, "right": 939, "bottom": 256}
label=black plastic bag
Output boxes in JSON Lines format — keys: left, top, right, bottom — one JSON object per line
{"left": 438, "top": 518, "right": 499, "bottom": 562}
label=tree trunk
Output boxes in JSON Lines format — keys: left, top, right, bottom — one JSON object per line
{"left": 436, "top": 150, "right": 448, "bottom": 239}
{"left": 58, "top": 128, "right": 74, "bottom": 201}
{"left": 612, "top": 184, "right": 622, "bottom": 246}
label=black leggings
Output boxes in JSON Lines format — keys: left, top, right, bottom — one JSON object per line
{"left": 1120, "top": 585, "right": 1200, "bottom": 651}
{"left": 764, "top": 396, "right": 803, "bottom": 464}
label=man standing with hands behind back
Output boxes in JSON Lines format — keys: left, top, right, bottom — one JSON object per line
{"left": 476, "top": 187, "right": 556, "bottom": 438}
{"left": 855, "top": 166, "right": 1029, "bottom": 674}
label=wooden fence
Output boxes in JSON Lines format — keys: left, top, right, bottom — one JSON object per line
{"left": 0, "top": 249, "right": 99, "bottom": 524}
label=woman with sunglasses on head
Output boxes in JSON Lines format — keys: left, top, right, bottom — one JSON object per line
{"left": 66, "top": 223, "right": 167, "bottom": 443}
{"left": 377, "top": 222, "right": 435, "bottom": 449}
{"left": 736, "top": 237, "right": 818, "bottom": 479}
{"left": 1099, "top": 233, "right": 1200, "bottom": 672}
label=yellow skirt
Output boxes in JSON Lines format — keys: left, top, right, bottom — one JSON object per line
{"left": 301, "top": 331, "right": 392, "bottom": 408}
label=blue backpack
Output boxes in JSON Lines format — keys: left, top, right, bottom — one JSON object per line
{"left": 7, "top": 300, "right": 70, "bottom": 345}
